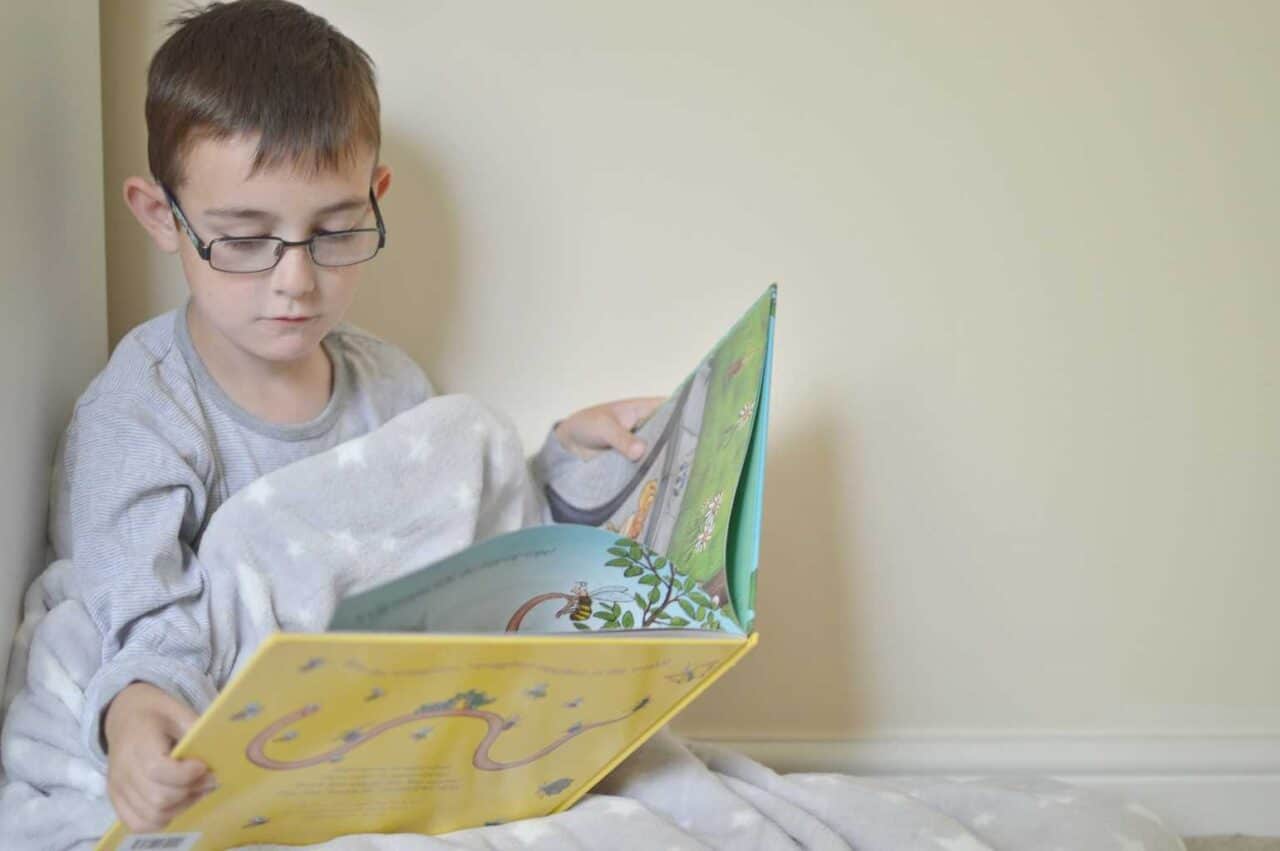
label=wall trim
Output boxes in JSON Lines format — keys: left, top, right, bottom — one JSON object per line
{"left": 694, "top": 734, "right": 1280, "bottom": 837}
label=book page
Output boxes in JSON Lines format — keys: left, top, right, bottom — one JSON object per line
{"left": 331, "top": 524, "right": 745, "bottom": 637}
{"left": 543, "top": 287, "right": 775, "bottom": 624}
{"left": 96, "top": 633, "right": 754, "bottom": 850}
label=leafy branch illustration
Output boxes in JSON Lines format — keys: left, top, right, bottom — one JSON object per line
{"left": 573, "top": 539, "right": 725, "bottom": 631}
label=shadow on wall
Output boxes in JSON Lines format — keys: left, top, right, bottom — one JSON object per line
{"left": 675, "top": 404, "right": 873, "bottom": 738}
{"left": 345, "top": 131, "right": 461, "bottom": 388}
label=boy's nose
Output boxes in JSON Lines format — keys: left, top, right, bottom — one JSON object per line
{"left": 270, "top": 243, "right": 317, "bottom": 297}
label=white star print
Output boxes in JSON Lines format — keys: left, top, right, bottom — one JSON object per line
{"left": 406, "top": 434, "right": 431, "bottom": 461}
{"left": 588, "top": 797, "right": 643, "bottom": 817}
{"left": 336, "top": 439, "right": 366, "bottom": 468}
{"left": 925, "top": 833, "right": 990, "bottom": 851}
{"left": 330, "top": 530, "right": 360, "bottom": 556}
{"left": 454, "top": 483, "right": 477, "bottom": 507}
{"left": 245, "top": 479, "right": 275, "bottom": 506}
{"left": 503, "top": 818, "right": 558, "bottom": 843}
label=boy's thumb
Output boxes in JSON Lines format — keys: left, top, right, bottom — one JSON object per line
{"left": 163, "top": 702, "right": 200, "bottom": 742}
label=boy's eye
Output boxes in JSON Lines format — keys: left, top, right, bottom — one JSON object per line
{"left": 224, "top": 239, "right": 272, "bottom": 253}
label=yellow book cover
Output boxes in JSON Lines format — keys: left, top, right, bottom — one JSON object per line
{"left": 97, "top": 286, "right": 776, "bottom": 850}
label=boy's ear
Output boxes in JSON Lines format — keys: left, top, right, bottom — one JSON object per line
{"left": 372, "top": 164, "right": 392, "bottom": 201}
{"left": 123, "top": 177, "right": 181, "bottom": 254}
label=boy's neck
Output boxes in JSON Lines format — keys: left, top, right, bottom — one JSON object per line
{"left": 185, "top": 302, "right": 334, "bottom": 426}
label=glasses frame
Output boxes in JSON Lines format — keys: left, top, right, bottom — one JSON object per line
{"left": 161, "top": 182, "right": 387, "bottom": 274}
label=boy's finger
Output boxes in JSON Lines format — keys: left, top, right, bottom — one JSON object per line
{"left": 144, "top": 781, "right": 189, "bottom": 816}
{"left": 614, "top": 397, "right": 666, "bottom": 427}
{"left": 175, "top": 779, "right": 217, "bottom": 813}
{"left": 113, "top": 795, "right": 146, "bottom": 833}
{"left": 145, "top": 755, "right": 208, "bottom": 788}
{"left": 161, "top": 702, "right": 201, "bottom": 739}
{"left": 131, "top": 773, "right": 189, "bottom": 830}
{"left": 599, "top": 414, "right": 645, "bottom": 460}
{"left": 154, "top": 786, "right": 202, "bottom": 822}
{"left": 116, "top": 781, "right": 164, "bottom": 833}
{"left": 123, "top": 767, "right": 179, "bottom": 815}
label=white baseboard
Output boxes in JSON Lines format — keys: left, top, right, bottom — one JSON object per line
{"left": 694, "top": 735, "right": 1280, "bottom": 837}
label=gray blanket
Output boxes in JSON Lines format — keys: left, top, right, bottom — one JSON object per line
{"left": 0, "top": 396, "right": 1186, "bottom": 850}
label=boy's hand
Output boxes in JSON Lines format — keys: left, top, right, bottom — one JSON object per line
{"left": 103, "top": 682, "right": 213, "bottom": 832}
{"left": 554, "top": 397, "right": 666, "bottom": 462}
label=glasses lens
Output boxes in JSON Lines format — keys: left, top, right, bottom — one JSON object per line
{"left": 210, "top": 239, "right": 282, "bottom": 273}
{"left": 311, "top": 230, "right": 382, "bottom": 267}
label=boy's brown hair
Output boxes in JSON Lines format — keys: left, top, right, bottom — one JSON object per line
{"left": 147, "top": 0, "right": 380, "bottom": 189}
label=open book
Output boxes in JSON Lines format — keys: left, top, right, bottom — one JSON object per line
{"left": 99, "top": 285, "right": 776, "bottom": 851}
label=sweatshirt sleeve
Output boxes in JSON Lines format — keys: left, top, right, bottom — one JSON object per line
{"left": 52, "top": 396, "right": 220, "bottom": 771}
{"left": 527, "top": 423, "right": 647, "bottom": 526}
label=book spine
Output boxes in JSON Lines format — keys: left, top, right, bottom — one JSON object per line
{"left": 551, "top": 633, "right": 759, "bottom": 815}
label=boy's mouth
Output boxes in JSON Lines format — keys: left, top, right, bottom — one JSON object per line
{"left": 267, "top": 316, "right": 315, "bottom": 323}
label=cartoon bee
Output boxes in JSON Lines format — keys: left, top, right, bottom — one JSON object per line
{"left": 458, "top": 689, "right": 495, "bottom": 709}
{"left": 411, "top": 727, "right": 433, "bottom": 741}
{"left": 299, "top": 657, "right": 325, "bottom": 673}
{"left": 537, "top": 777, "right": 574, "bottom": 798}
{"left": 273, "top": 730, "right": 298, "bottom": 743}
{"left": 365, "top": 687, "right": 384, "bottom": 701}
{"left": 502, "top": 715, "right": 521, "bottom": 730}
{"left": 244, "top": 815, "right": 269, "bottom": 828}
{"left": 563, "top": 697, "right": 583, "bottom": 709}
{"left": 556, "top": 582, "right": 633, "bottom": 622}
{"left": 524, "top": 683, "right": 548, "bottom": 699}
{"left": 565, "top": 721, "right": 584, "bottom": 735}
{"left": 339, "top": 728, "right": 363, "bottom": 743}
{"left": 231, "top": 702, "right": 262, "bottom": 721}
{"left": 665, "top": 662, "right": 717, "bottom": 684}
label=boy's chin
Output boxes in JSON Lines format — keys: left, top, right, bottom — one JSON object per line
{"left": 247, "top": 324, "right": 325, "bottom": 362}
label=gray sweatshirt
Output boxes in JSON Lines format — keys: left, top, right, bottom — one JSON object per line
{"left": 46, "top": 302, "right": 592, "bottom": 768}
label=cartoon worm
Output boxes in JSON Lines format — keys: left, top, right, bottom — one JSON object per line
{"left": 504, "top": 592, "right": 576, "bottom": 632}
{"left": 245, "top": 701, "right": 641, "bottom": 772}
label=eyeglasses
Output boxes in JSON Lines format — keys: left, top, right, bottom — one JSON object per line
{"left": 161, "top": 183, "right": 387, "bottom": 274}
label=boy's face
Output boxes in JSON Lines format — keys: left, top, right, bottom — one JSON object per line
{"left": 165, "top": 134, "right": 389, "bottom": 367}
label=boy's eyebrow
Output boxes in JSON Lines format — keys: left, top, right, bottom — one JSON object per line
{"left": 202, "top": 196, "right": 368, "bottom": 221}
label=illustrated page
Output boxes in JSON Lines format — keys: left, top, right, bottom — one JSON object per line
{"left": 542, "top": 286, "right": 775, "bottom": 625}
{"left": 331, "top": 523, "right": 745, "bottom": 637}
{"left": 97, "top": 634, "right": 750, "bottom": 849}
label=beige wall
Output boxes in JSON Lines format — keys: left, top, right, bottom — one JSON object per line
{"left": 0, "top": 5, "right": 108, "bottom": 688}
{"left": 99, "top": 1, "right": 1279, "bottom": 739}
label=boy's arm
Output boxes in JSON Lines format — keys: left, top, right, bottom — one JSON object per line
{"left": 527, "top": 397, "right": 665, "bottom": 524}
{"left": 53, "top": 398, "right": 220, "bottom": 771}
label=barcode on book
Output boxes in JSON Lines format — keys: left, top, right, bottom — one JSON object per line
{"left": 118, "top": 833, "right": 200, "bottom": 851}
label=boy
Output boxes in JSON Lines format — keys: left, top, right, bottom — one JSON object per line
{"left": 51, "top": 0, "right": 659, "bottom": 832}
